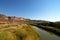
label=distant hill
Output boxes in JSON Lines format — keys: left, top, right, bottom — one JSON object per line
{"left": 0, "top": 14, "right": 55, "bottom": 24}
{"left": 0, "top": 14, "right": 30, "bottom": 24}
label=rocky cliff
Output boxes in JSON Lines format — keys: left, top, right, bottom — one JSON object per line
{"left": 0, "top": 14, "right": 30, "bottom": 24}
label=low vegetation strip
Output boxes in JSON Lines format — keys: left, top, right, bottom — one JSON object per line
{"left": 0, "top": 24, "right": 40, "bottom": 40}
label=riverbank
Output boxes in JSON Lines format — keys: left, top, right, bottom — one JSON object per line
{"left": 32, "top": 26, "right": 60, "bottom": 40}
{"left": 31, "top": 24, "right": 60, "bottom": 36}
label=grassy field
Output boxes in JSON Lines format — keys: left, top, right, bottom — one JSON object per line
{"left": 0, "top": 24, "right": 40, "bottom": 40}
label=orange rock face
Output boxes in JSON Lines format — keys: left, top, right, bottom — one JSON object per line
{"left": 0, "top": 14, "right": 29, "bottom": 24}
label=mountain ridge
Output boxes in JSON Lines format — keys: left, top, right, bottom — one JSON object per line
{"left": 0, "top": 14, "right": 30, "bottom": 24}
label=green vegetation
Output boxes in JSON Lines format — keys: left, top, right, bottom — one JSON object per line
{"left": 0, "top": 24, "right": 40, "bottom": 40}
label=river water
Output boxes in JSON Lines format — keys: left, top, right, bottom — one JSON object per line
{"left": 33, "top": 26, "right": 60, "bottom": 40}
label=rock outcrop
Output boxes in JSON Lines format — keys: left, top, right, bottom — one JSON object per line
{"left": 0, "top": 14, "right": 30, "bottom": 24}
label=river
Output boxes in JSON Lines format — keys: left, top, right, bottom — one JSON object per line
{"left": 32, "top": 26, "right": 60, "bottom": 40}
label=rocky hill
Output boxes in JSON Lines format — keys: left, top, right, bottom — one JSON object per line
{"left": 0, "top": 14, "right": 50, "bottom": 24}
{"left": 0, "top": 14, "right": 30, "bottom": 24}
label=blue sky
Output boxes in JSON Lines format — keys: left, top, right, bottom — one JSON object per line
{"left": 0, "top": 0, "right": 60, "bottom": 22}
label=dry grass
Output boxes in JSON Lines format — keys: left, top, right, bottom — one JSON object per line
{"left": 0, "top": 24, "right": 40, "bottom": 40}
{"left": 0, "top": 31, "right": 17, "bottom": 40}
